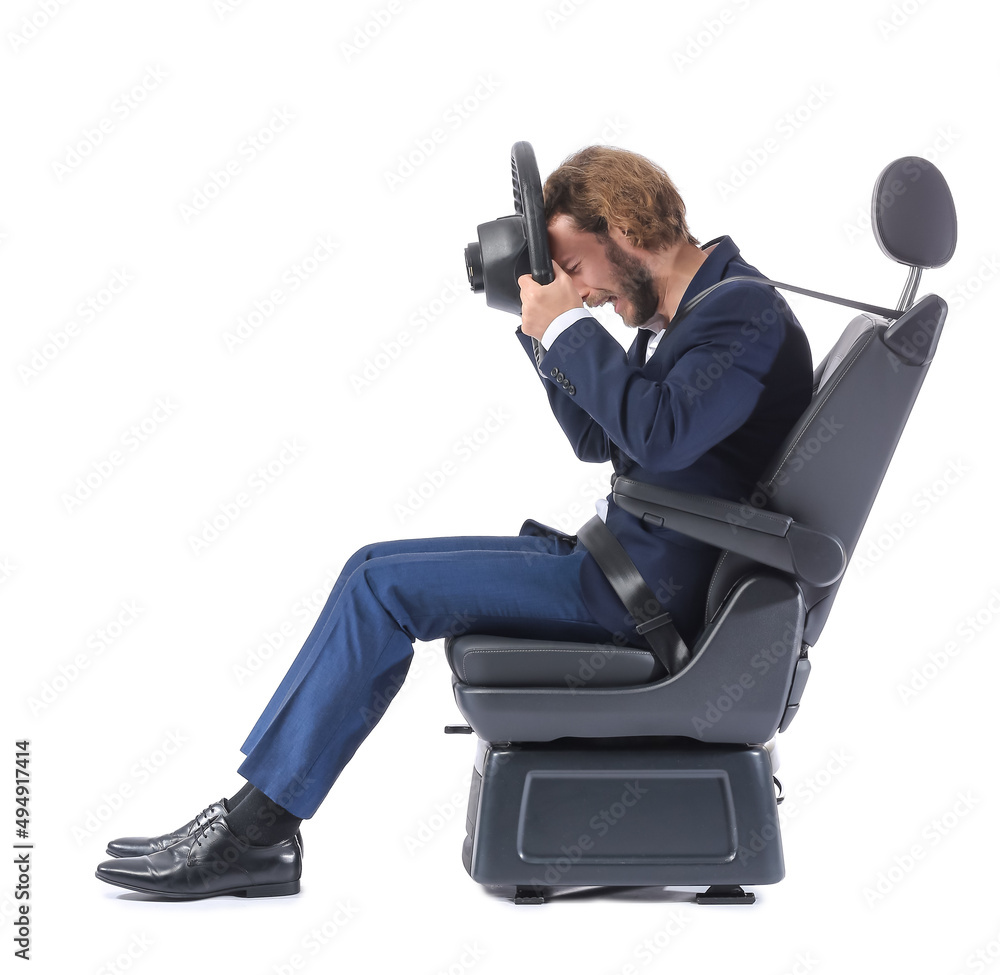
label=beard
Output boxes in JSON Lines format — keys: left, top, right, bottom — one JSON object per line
{"left": 585, "top": 235, "right": 660, "bottom": 327}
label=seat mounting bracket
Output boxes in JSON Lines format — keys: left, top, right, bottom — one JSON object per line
{"left": 695, "top": 885, "right": 756, "bottom": 905}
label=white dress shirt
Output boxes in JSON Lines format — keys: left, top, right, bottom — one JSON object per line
{"left": 532, "top": 309, "right": 668, "bottom": 522}
{"left": 536, "top": 308, "right": 667, "bottom": 365}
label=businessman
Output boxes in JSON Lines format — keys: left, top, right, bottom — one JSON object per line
{"left": 95, "top": 145, "right": 813, "bottom": 899}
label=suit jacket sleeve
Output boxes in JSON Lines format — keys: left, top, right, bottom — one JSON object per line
{"left": 515, "top": 322, "right": 612, "bottom": 463}
{"left": 519, "top": 284, "right": 792, "bottom": 474}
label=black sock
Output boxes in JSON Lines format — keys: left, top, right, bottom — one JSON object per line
{"left": 225, "top": 786, "right": 302, "bottom": 847}
{"left": 224, "top": 781, "right": 255, "bottom": 811}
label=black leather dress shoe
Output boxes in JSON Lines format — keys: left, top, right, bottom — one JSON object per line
{"left": 95, "top": 816, "right": 301, "bottom": 899}
{"left": 106, "top": 801, "right": 303, "bottom": 858}
{"left": 105, "top": 800, "right": 228, "bottom": 858}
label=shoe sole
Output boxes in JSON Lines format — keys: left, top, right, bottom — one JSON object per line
{"left": 95, "top": 871, "right": 300, "bottom": 898}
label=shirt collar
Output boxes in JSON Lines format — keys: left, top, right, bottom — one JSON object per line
{"left": 639, "top": 235, "right": 740, "bottom": 334}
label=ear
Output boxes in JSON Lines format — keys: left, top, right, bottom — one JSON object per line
{"left": 607, "top": 223, "right": 634, "bottom": 247}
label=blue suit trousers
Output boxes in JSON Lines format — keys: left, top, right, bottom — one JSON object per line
{"left": 237, "top": 532, "right": 621, "bottom": 818}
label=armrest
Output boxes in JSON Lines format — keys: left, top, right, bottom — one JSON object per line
{"left": 611, "top": 475, "right": 846, "bottom": 587}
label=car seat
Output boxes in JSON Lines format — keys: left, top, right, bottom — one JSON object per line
{"left": 444, "top": 155, "right": 957, "bottom": 905}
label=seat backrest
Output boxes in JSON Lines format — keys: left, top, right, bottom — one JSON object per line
{"left": 812, "top": 313, "right": 876, "bottom": 390}
{"left": 702, "top": 155, "right": 957, "bottom": 648}
{"left": 704, "top": 296, "right": 946, "bottom": 646}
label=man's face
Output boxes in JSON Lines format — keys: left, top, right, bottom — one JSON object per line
{"left": 547, "top": 213, "right": 660, "bottom": 327}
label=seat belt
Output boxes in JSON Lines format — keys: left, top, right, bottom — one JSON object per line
{"left": 670, "top": 274, "right": 902, "bottom": 330}
{"left": 531, "top": 276, "right": 901, "bottom": 372}
{"left": 575, "top": 514, "right": 691, "bottom": 676}
{"left": 537, "top": 271, "right": 895, "bottom": 677}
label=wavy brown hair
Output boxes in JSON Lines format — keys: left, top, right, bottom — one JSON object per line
{"left": 543, "top": 145, "right": 699, "bottom": 251}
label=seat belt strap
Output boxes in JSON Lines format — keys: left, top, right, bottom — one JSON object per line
{"left": 671, "top": 274, "right": 901, "bottom": 330}
{"left": 575, "top": 515, "right": 691, "bottom": 676}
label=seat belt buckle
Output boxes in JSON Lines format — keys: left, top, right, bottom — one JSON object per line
{"left": 635, "top": 611, "right": 674, "bottom": 636}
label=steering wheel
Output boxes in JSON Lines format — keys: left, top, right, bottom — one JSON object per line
{"left": 511, "top": 141, "right": 554, "bottom": 286}
{"left": 465, "top": 141, "right": 554, "bottom": 316}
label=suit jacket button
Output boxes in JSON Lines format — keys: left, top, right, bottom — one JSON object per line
{"left": 550, "top": 367, "right": 558, "bottom": 378}
{"left": 567, "top": 385, "right": 576, "bottom": 394}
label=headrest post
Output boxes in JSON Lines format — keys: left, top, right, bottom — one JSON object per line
{"left": 897, "top": 265, "right": 922, "bottom": 314}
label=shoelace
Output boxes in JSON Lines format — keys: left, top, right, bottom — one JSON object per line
{"left": 193, "top": 820, "right": 222, "bottom": 849}
{"left": 192, "top": 804, "right": 220, "bottom": 830}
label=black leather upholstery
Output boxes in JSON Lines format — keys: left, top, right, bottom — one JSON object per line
{"left": 704, "top": 294, "right": 947, "bottom": 647}
{"left": 872, "top": 156, "right": 957, "bottom": 268}
{"left": 446, "top": 634, "right": 665, "bottom": 687}
{"left": 450, "top": 571, "right": 804, "bottom": 744}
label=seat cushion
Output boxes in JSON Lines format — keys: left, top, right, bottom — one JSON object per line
{"left": 445, "top": 634, "right": 664, "bottom": 688}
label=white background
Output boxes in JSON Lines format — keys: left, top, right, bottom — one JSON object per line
{"left": 2, "top": 0, "right": 998, "bottom": 971}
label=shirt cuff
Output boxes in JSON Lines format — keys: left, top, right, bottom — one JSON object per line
{"left": 535, "top": 309, "right": 594, "bottom": 373}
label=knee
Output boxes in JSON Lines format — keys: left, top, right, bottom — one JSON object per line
{"left": 343, "top": 541, "right": 385, "bottom": 573}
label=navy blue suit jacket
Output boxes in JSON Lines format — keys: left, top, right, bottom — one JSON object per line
{"left": 515, "top": 235, "right": 813, "bottom": 648}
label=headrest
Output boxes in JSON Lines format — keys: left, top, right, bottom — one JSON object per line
{"left": 871, "top": 156, "right": 957, "bottom": 269}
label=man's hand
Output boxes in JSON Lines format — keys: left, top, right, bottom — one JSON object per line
{"left": 518, "top": 261, "right": 583, "bottom": 340}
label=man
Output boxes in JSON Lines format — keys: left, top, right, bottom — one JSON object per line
{"left": 516, "top": 145, "right": 814, "bottom": 651}
{"left": 94, "top": 145, "right": 813, "bottom": 899}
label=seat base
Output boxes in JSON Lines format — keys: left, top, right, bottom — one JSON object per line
{"left": 460, "top": 736, "right": 784, "bottom": 898}
{"left": 486, "top": 882, "right": 757, "bottom": 905}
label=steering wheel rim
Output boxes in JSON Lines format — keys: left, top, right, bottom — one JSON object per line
{"left": 511, "top": 142, "right": 554, "bottom": 285}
